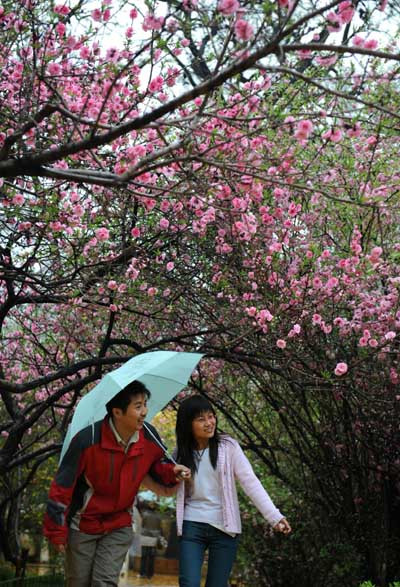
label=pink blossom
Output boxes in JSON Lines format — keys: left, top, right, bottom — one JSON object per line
{"left": 91, "top": 8, "right": 102, "bottom": 22}
{"left": 131, "top": 227, "right": 140, "bottom": 238}
{"left": 338, "top": 1, "right": 355, "bottom": 24}
{"left": 107, "top": 280, "right": 117, "bottom": 290}
{"left": 166, "top": 18, "right": 179, "bottom": 32}
{"left": 276, "top": 339, "right": 287, "bottom": 349}
{"left": 326, "top": 11, "right": 341, "bottom": 32}
{"left": 129, "top": 8, "right": 138, "bottom": 19}
{"left": 13, "top": 193, "right": 25, "bottom": 205}
{"left": 390, "top": 368, "right": 399, "bottom": 384}
{"left": 127, "top": 268, "right": 139, "bottom": 281}
{"left": 166, "top": 262, "right": 174, "bottom": 271}
{"left": 352, "top": 35, "right": 364, "bottom": 47}
{"left": 109, "top": 304, "right": 118, "bottom": 312}
{"left": 385, "top": 331, "right": 396, "bottom": 340}
{"left": 315, "top": 54, "right": 338, "bottom": 67}
{"left": 159, "top": 218, "right": 170, "bottom": 230}
{"left": 55, "top": 22, "right": 66, "bottom": 36}
{"left": 95, "top": 227, "right": 109, "bottom": 241}
{"left": 80, "top": 46, "right": 90, "bottom": 59}
{"left": 334, "top": 362, "right": 348, "bottom": 376}
{"left": 322, "top": 323, "right": 332, "bottom": 334}
{"left": 297, "top": 119, "right": 314, "bottom": 135}
{"left": 246, "top": 306, "right": 257, "bottom": 317}
{"left": 144, "top": 199, "right": 156, "bottom": 211}
{"left": 298, "top": 49, "right": 312, "bottom": 60}
{"left": 218, "top": 0, "right": 240, "bottom": 16}
{"left": 142, "top": 14, "right": 164, "bottom": 31}
{"left": 364, "top": 38, "right": 378, "bottom": 50}
{"left": 312, "top": 314, "right": 322, "bottom": 324}
{"left": 331, "top": 129, "right": 343, "bottom": 142}
{"left": 50, "top": 221, "right": 63, "bottom": 231}
{"left": 47, "top": 62, "right": 62, "bottom": 75}
{"left": 151, "top": 76, "right": 164, "bottom": 95}
{"left": 234, "top": 19, "right": 254, "bottom": 41}
{"left": 258, "top": 309, "right": 274, "bottom": 322}
{"left": 147, "top": 287, "right": 158, "bottom": 296}
{"left": 54, "top": 4, "right": 70, "bottom": 15}
{"left": 368, "top": 338, "right": 378, "bottom": 348}
{"left": 326, "top": 277, "right": 339, "bottom": 289}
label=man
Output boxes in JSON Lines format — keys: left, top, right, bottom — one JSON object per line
{"left": 139, "top": 500, "right": 162, "bottom": 579}
{"left": 43, "top": 380, "right": 190, "bottom": 586}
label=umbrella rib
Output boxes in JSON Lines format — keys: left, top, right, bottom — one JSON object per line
{"left": 143, "top": 422, "right": 178, "bottom": 466}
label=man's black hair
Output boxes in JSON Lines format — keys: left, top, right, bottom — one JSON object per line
{"left": 106, "top": 380, "right": 151, "bottom": 416}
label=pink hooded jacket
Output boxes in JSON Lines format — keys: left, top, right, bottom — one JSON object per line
{"left": 175, "top": 436, "right": 284, "bottom": 536}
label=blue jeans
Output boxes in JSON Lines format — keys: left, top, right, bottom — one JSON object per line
{"left": 179, "top": 521, "right": 239, "bottom": 587}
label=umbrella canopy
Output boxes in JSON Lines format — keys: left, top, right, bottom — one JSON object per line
{"left": 60, "top": 350, "right": 203, "bottom": 462}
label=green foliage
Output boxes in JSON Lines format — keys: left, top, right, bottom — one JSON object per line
{"left": 211, "top": 365, "right": 400, "bottom": 587}
{"left": 236, "top": 497, "right": 365, "bottom": 587}
{"left": 0, "top": 566, "right": 15, "bottom": 580}
{"left": 359, "top": 583, "right": 400, "bottom": 587}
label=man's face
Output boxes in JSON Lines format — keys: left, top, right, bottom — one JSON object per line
{"left": 112, "top": 393, "right": 148, "bottom": 435}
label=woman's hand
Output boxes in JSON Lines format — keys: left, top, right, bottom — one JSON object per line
{"left": 273, "top": 518, "right": 292, "bottom": 535}
{"left": 173, "top": 464, "right": 191, "bottom": 481}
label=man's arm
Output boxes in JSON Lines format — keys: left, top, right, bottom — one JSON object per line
{"left": 43, "top": 434, "right": 85, "bottom": 547}
{"left": 142, "top": 474, "right": 177, "bottom": 496}
{"left": 149, "top": 458, "right": 190, "bottom": 485}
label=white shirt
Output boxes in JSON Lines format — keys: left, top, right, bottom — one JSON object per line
{"left": 184, "top": 448, "right": 235, "bottom": 536}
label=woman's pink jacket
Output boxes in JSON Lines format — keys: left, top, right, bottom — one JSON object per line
{"left": 175, "top": 436, "right": 284, "bottom": 536}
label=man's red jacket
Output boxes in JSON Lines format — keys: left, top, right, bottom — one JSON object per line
{"left": 43, "top": 418, "right": 177, "bottom": 545}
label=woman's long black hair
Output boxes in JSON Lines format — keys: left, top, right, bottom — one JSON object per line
{"left": 176, "top": 394, "right": 220, "bottom": 475}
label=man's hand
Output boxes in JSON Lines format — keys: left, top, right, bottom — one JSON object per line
{"left": 173, "top": 464, "right": 191, "bottom": 481}
{"left": 273, "top": 518, "right": 292, "bottom": 535}
{"left": 52, "top": 543, "right": 66, "bottom": 553}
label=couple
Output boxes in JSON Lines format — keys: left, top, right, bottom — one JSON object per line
{"left": 44, "top": 381, "right": 291, "bottom": 586}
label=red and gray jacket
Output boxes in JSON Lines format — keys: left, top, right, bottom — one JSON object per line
{"left": 43, "top": 418, "right": 176, "bottom": 545}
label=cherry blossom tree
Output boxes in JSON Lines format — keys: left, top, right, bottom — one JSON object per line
{"left": 1, "top": 0, "right": 400, "bottom": 578}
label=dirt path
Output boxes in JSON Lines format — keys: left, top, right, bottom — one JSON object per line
{"left": 119, "top": 572, "right": 179, "bottom": 587}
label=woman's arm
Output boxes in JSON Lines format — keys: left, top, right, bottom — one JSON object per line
{"left": 231, "top": 440, "right": 284, "bottom": 528}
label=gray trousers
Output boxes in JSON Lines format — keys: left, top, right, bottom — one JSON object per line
{"left": 65, "top": 526, "right": 133, "bottom": 587}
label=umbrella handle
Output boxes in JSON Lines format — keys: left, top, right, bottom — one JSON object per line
{"left": 143, "top": 422, "right": 178, "bottom": 466}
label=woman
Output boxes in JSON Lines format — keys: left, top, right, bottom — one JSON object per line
{"left": 175, "top": 394, "right": 291, "bottom": 587}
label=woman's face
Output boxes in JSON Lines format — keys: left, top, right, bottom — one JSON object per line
{"left": 191, "top": 410, "right": 216, "bottom": 445}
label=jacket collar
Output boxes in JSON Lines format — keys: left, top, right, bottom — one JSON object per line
{"left": 101, "top": 417, "right": 145, "bottom": 454}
